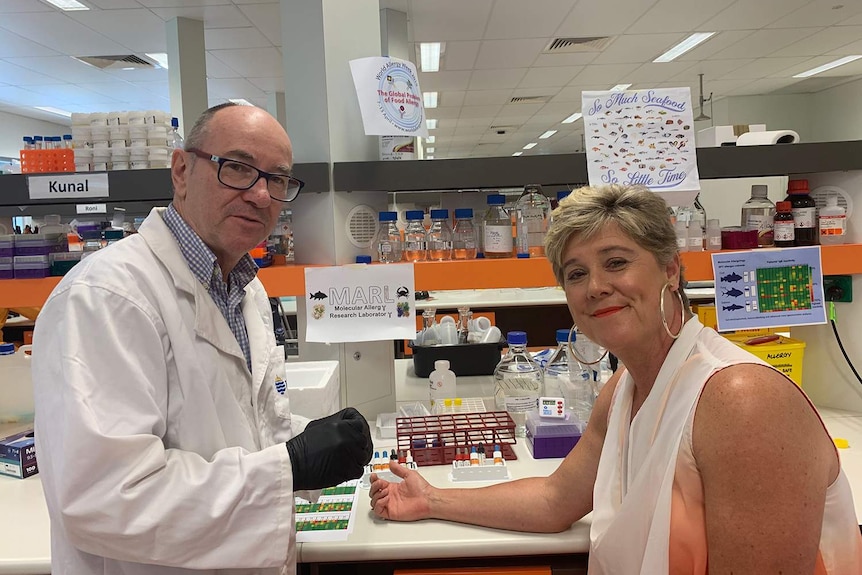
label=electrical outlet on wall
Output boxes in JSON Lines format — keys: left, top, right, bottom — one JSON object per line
{"left": 823, "top": 275, "right": 853, "bottom": 302}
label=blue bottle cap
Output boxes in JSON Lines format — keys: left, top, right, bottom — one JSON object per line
{"left": 507, "top": 331, "right": 527, "bottom": 345}
{"left": 555, "top": 328, "right": 570, "bottom": 343}
{"left": 355, "top": 255, "right": 372, "bottom": 264}
{"left": 171, "top": 117, "right": 179, "bottom": 128}
{"left": 378, "top": 211, "right": 397, "bottom": 222}
{"left": 516, "top": 252, "right": 530, "bottom": 258}
{"left": 63, "top": 134, "right": 73, "bottom": 140}
{"left": 487, "top": 194, "right": 505, "bottom": 206}
{"left": 454, "top": 208, "right": 473, "bottom": 219}
{"left": 430, "top": 209, "right": 448, "bottom": 219}
{"left": 557, "top": 190, "right": 571, "bottom": 201}
{"left": 0, "top": 343, "right": 15, "bottom": 355}
{"left": 405, "top": 210, "right": 425, "bottom": 221}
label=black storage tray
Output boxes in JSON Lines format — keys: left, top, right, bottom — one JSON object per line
{"left": 410, "top": 341, "right": 505, "bottom": 378}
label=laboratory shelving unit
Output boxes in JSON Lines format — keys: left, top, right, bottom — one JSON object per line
{"left": 2, "top": 141, "right": 862, "bottom": 310}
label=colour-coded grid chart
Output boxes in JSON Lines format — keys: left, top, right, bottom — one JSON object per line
{"left": 295, "top": 479, "right": 360, "bottom": 542}
{"left": 756, "top": 265, "right": 813, "bottom": 312}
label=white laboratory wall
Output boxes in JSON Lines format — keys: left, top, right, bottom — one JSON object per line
{"left": 697, "top": 176, "right": 788, "bottom": 231}
{"left": 0, "top": 111, "right": 68, "bottom": 158}
{"left": 810, "top": 77, "right": 862, "bottom": 142}
{"left": 705, "top": 94, "right": 813, "bottom": 141}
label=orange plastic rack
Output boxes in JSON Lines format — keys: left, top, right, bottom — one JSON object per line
{"left": 2, "top": 246, "right": 862, "bottom": 308}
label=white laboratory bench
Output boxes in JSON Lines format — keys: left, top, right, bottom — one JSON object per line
{"left": 3, "top": 389, "right": 861, "bottom": 574}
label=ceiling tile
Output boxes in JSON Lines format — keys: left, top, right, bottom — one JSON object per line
{"left": 510, "top": 86, "right": 562, "bottom": 100}
{"left": 248, "top": 76, "right": 284, "bottom": 92}
{"left": 130, "top": 80, "right": 170, "bottom": 97}
{"left": 724, "top": 77, "right": 800, "bottom": 95}
{"left": 468, "top": 68, "right": 526, "bottom": 90}
{"left": 722, "top": 57, "right": 809, "bottom": 80}
{"left": 440, "top": 91, "right": 465, "bottom": 107}
{"left": 842, "top": 11, "right": 862, "bottom": 26}
{"left": 409, "top": 0, "right": 494, "bottom": 42}
{"left": 826, "top": 37, "right": 862, "bottom": 55}
{"left": 0, "top": 61, "right": 58, "bottom": 85}
{"left": 555, "top": 0, "right": 656, "bottom": 37}
{"left": 0, "top": 12, "right": 127, "bottom": 56}
{"left": 102, "top": 66, "right": 169, "bottom": 82}
{"left": 593, "top": 33, "right": 687, "bottom": 65}
{"left": 0, "top": 86, "right": 51, "bottom": 107}
{"left": 86, "top": 0, "right": 144, "bottom": 8}
{"left": 5, "top": 55, "right": 118, "bottom": 83}
{"left": 676, "top": 30, "right": 753, "bottom": 61}
{"left": 137, "top": 0, "right": 231, "bottom": 7}
{"left": 0, "top": 0, "right": 52, "bottom": 13}
{"left": 208, "top": 47, "right": 282, "bottom": 78}
{"left": 674, "top": 59, "right": 754, "bottom": 81}
{"left": 571, "top": 63, "right": 640, "bottom": 84}
{"left": 626, "top": 0, "right": 736, "bottom": 34}
{"left": 77, "top": 80, "right": 156, "bottom": 102}
{"left": 67, "top": 9, "right": 167, "bottom": 53}
{"left": 518, "top": 66, "right": 582, "bottom": 88}
{"left": 767, "top": 0, "right": 862, "bottom": 28}
{"left": 463, "top": 90, "right": 512, "bottom": 106}
{"left": 205, "top": 52, "right": 240, "bottom": 79}
{"left": 627, "top": 62, "right": 693, "bottom": 83}
{"left": 207, "top": 77, "right": 265, "bottom": 99}
{"left": 204, "top": 27, "right": 272, "bottom": 50}
{"left": 418, "top": 70, "right": 471, "bottom": 91}
{"left": 484, "top": 0, "right": 577, "bottom": 39}
{"left": 774, "top": 26, "right": 862, "bottom": 57}
{"left": 25, "top": 83, "right": 122, "bottom": 106}
{"left": 550, "top": 85, "right": 606, "bottom": 103}
{"left": 709, "top": 28, "right": 821, "bottom": 60}
{"left": 536, "top": 101, "right": 585, "bottom": 116}
{"left": 236, "top": 3, "right": 280, "bottom": 45}
{"left": 440, "top": 41, "right": 480, "bottom": 71}
{"left": 427, "top": 106, "right": 460, "bottom": 119}
{"left": 701, "top": 0, "right": 809, "bottom": 30}
{"left": 0, "top": 29, "right": 60, "bottom": 58}
{"left": 474, "top": 38, "right": 548, "bottom": 69}
{"left": 458, "top": 105, "right": 503, "bottom": 119}
{"left": 497, "top": 103, "right": 543, "bottom": 117}
{"left": 532, "top": 52, "right": 599, "bottom": 67}
{"left": 149, "top": 4, "right": 252, "bottom": 29}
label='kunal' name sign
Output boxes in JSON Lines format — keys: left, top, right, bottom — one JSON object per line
{"left": 349, "top": 56, "right": 429, "bottom": 137}
{"left": 28, "top": 173, "right": 109, "bottom": 200}
{"left": 583, "top": 87, "right": 700, "bottom": 204}
{"left": 304, "top": 263, "right": 416, "bottom": 343}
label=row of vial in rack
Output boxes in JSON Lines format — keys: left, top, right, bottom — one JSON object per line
{"left": 376, "top": 184, "right": 561, "bottom": 262}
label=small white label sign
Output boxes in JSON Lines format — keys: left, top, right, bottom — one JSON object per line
{"left": 76, "top": 203, "right": 107, "bottom": 214}
{"left": 28, "top": 173, "right": 109, "bottom": 200}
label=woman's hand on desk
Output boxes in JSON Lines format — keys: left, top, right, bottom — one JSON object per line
{"left": 370, "top": 461, "right": 433, "bottom": 521}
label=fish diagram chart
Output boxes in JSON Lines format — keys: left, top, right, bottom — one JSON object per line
{"left": 719, "top": 266, "right": 813, "bottom": 313}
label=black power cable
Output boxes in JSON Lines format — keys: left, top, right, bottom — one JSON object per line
{"left": 828, "top": 302, "right": 862, "bottom": 385}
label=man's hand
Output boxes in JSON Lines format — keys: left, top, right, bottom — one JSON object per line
{"left": 285, "top": 408, "right": 372, "bottom": 491}
{"left": 370, "top": 460, "right": 434, "bottom": 521}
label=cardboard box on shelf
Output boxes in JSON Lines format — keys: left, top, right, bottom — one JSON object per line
{"left": 0, "top": 429, "right": 37, "bottom": 479}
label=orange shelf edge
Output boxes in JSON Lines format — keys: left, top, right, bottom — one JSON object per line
{"left": 3, "top": 246, "right": 862, "bottom": 308}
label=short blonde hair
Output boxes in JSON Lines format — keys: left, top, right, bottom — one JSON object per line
{"left": 544, "top": 184, "right": 689, "bottom": 306}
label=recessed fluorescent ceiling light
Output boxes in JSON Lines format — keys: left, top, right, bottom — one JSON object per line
{"left": 653, "top": 32, "right": 715, "bottom": 63}
{"left": 35, "top": 106, "right": 72, "bottom": 117}
{"left": 562, "top": 112, "right": 583, "bottom": 124}
{"left": 420, "top": 43, "right": 442, "bottom": 72}
{"left": 229, "top": 98, "right": 254, "bottom": 106}
{"left": 523, "top": 142, "right": 537, "bottom": 150}
{"left": 426, "top": 147, "right": 435, "bottom": 153}
{"left": 793, "top": 55, "right": 862, "bottom": 78}
{"left": 426, "top": 118, "right": 437, "bottom": 129}
{"left": 610, "top": 83, "right": 632, "bottom": 92}
{"left": 145, "top": 53, "right": 169, "bottom": 69}
{"left": 512, "top": 151, "right": 523, "bottom": 157}
{"left": 423, "top": 92, "right": 438, "bottom": 108}
{"left": 539, "top": 130, "right": 557, "bottom": 139}
{"left": 425, "top": 135, "right": 436, "bottom": 143}
{"left": 43, "top": 0, "right": 89, "bottom": 10}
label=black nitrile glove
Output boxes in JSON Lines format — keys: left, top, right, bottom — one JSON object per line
{"left": 285, "top": 407, "right": 373, "bottom": 491}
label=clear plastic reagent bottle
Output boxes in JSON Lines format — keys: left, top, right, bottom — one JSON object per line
{"left": 403, "top": 210, "right": 428, "bottom": 262}
{"left": 494, "top": 331, "right": 544, "bottom": 437}
{"left": 452, "top": 208, "right": 477, "bottom": 260}
{"left": 376, "top": 211, "right": 403, "bottom": 263}
{"left": 426, "top": 209, "right": 453, "bottom": 261}
{"left": 514, "top": 184, "right": 551, "bottom": 257}
{"left": 818, "top": 194, "right": 847, "bottom": 246}
{"left": 483, "top": 194, "right": 513, "bottom": 258}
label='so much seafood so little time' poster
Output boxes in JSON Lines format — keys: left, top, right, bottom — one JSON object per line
{"left": 582, "top": 87, "right": 700, "bottom": 196}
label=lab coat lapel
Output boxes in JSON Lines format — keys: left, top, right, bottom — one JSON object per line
{"left": 242, "top": 285, "right": 271, "bottom": 402}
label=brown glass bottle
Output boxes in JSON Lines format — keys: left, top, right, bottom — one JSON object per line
{"left": 773, "top": 201, "right": 795, "bottom": 247}
{"left": 785, "top": 179, "right": 816, "bottom": 246}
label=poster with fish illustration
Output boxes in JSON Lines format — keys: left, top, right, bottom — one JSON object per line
{"left": 304, "top": 263, "right": 416, "bottom": 343}
{"left": 582, "top": 87, "right": 700, "bottom": 204}
{"left": 711, "top": 246, "right": 826, "bottom": 331}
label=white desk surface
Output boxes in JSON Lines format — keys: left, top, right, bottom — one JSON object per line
{"left": 4, "top": 404, "right": 861, "bottom": 573}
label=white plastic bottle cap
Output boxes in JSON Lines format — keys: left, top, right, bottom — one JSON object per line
{"left": 434, "top": 359, "right": 450, "bottom": 370}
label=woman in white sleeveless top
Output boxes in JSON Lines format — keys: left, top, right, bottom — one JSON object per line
{"left": 371, "top": 184, "right": 862, "bottom": 573}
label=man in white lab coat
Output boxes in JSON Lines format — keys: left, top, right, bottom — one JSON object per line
{"left": 32, "top": 102, "right": 373, "bottom": 574}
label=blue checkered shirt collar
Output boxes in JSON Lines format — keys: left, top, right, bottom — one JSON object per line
{"left": 162, "top": 204, "right": 258, "bottom": 370}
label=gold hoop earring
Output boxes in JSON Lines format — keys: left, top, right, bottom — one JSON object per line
{"left": 567, "top": 325, "right": 608, "bottom": 366}
{"left": 660, "top": 282, "right": 685, "bottom": 340}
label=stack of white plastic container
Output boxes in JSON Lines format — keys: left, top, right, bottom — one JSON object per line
{"left": 70, "top": 110, "right": 174, "bottom": 172}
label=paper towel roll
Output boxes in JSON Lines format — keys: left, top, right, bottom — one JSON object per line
{"left": 735, "top": 130, "right": 800, "bottom": 146}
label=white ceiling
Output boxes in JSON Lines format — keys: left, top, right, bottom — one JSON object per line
{"left": 2, "top": 0, "right": 862, "bottom": 159}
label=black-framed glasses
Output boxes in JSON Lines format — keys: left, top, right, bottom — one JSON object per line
{"left": 186, "top": 148, "right": 303, "bottom": 203}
